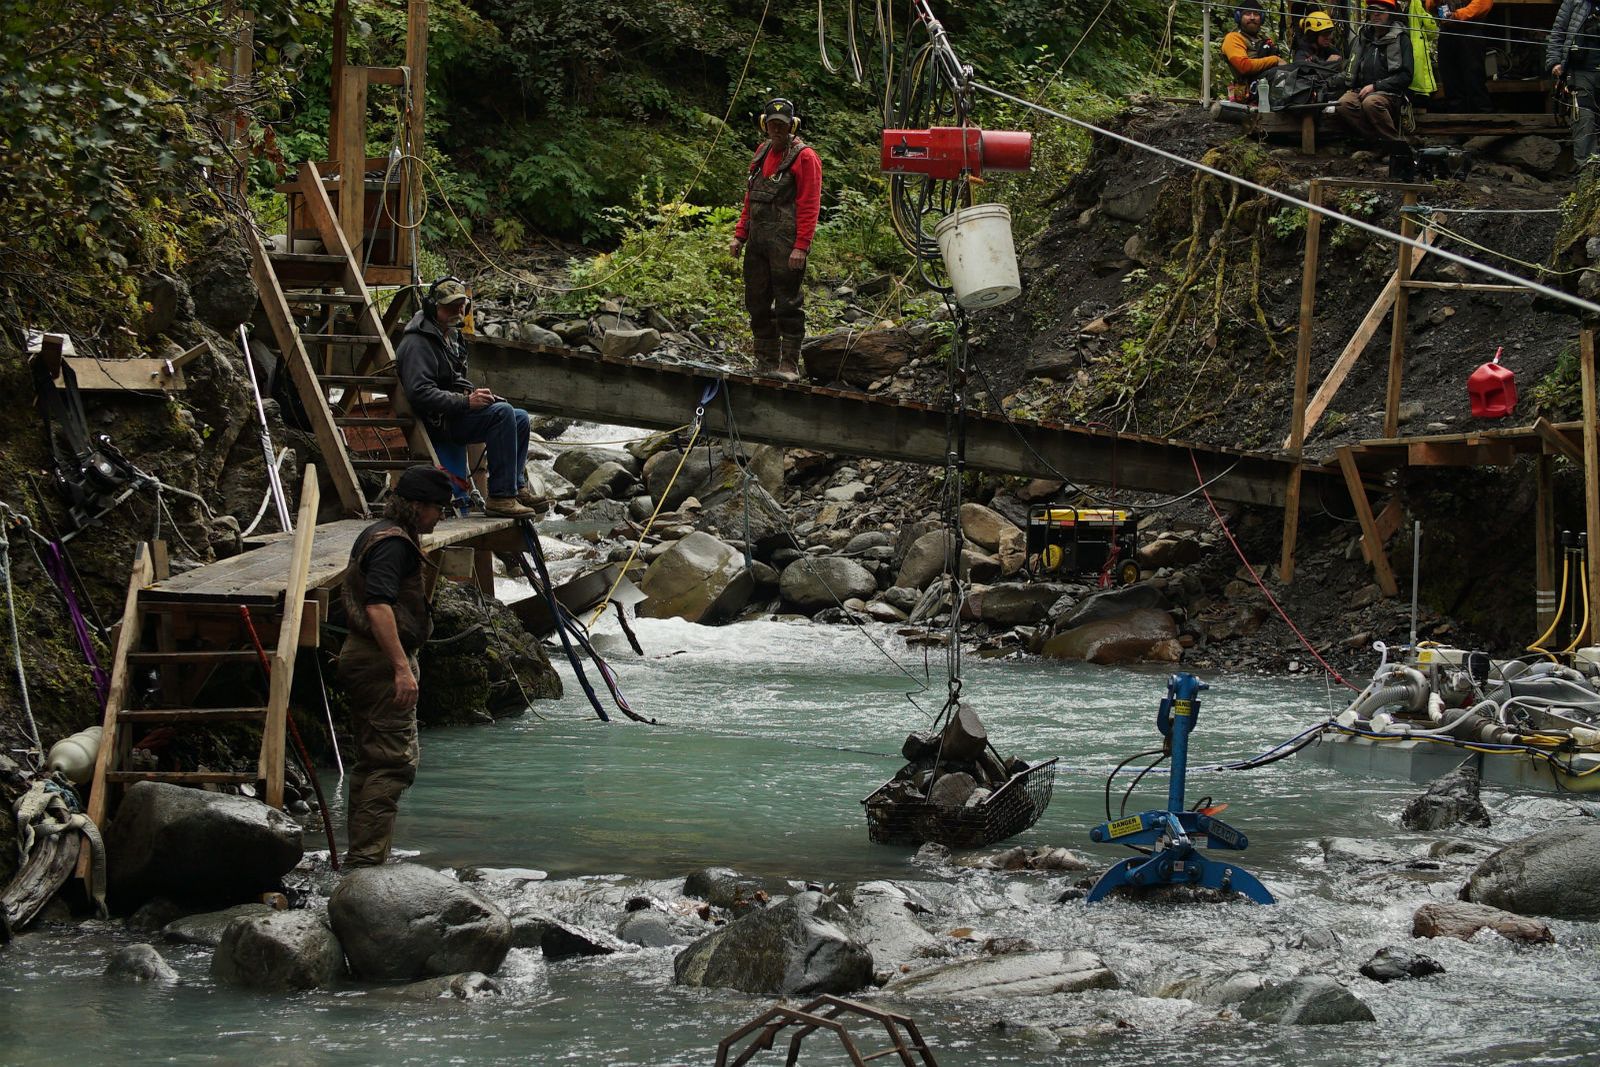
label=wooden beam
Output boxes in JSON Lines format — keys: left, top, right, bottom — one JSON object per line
{"left": 1286, "top": 227, "right": 1438, "bottom": 447}
{"left": 81, "top": 544, "right": 154, "bottom": 880}
{"left": 1338, "top": 446, "right": 1398, "bottom": 597}
{"left": 337, "top": 73, "right": 367, "bottom": 253}
{"left": 262, "top": 466, "right": 320, "bottom": 808}
{"left": 1383, "top": 197, "right": 1420, "bottom": 438}
{"left": 1280, "top": 179, "right": 1323, "bottom": 583}
{"left": 1398, "top": 280, "right": 1525, "bottom": 294}
{"left": 1407, "top": 440, "right": 1516, "bottom": 466}
{"left": 355, "top": 65, "right": 407, "bottom": 85}
{"left": 404, "top": 0, "right": 428, "bottom": 270}
{"left": 1374, "top": 495, "right": 1405, "bottom": 543}
{"left": 168, "top": 340, "right": 209, "bottom": 370}
{"left": 330, "top": 0, "right": 347, "bottom": 157}
{"left": 248, "top": 229, "right": 368, "bottom": 516}
{"left": 1534, "top": 416, "right": 1585, "bottom": 463}
{"left": 1583, "top": 326, "right": 1599, "bottom": 641}
{"left": 1536, "top": 453, "right": 1557, "bottom": 634}
{"left": 63, "top": 357, "right": 186, "bottom": 392}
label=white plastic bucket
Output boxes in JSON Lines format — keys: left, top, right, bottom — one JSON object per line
{"left": 934, "top": 204, "right": 1022, "bottom": 310}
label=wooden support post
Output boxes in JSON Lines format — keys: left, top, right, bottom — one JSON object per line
{"left": 337, "top": 73, "right": 367, "bottom": 253}
{"left": 262, "top": 467, "right": 320, "bottom": 808}
{"left": 404, "top": 0, "right": 429, "bottom": 265}
{"left": 81, "top": 545, "right": 154, "bottom": 879}
{"left": 330, "top": 0, "right": 347, "bottom": 158}
{"left": 1280, "top": 179, "right": 1323, "bottom": 583}
{"left": 1582, "top": 326, "right": 1600, "bottom": 640}
{"left": 1201, "top": 5, "right": 1212, "bottom": 106}
{"left": 1536, "top": 453, "right": 1557, "bottom": 634}
{"left": 1337, "top": 447, "right": 1399, "bottom": 597}
{"left": 1383, "top": 197, "right": 1420, "bottom": 438}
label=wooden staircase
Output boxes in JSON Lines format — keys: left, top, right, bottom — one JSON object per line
{"left": 250, "top": 160, "right": 438, "bottom": 519}
{"left": 82, "top": 470, "right": 322, "bottom": 862}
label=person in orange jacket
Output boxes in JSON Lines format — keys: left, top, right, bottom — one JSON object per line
{"left": 1223, "top": 2, "right": 1283, "bottom": 102}
{"left": 1436, "top": 0, "right": 1495, "bottom": 112}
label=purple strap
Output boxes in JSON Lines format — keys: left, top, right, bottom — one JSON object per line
{"left": 44, "top": 541, "right": 109, "bottom": 709}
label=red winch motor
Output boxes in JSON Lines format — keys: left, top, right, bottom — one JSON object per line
{"left": 880, "top": 127, "right": 1033, "bottom": 180}
{"left": 1468, "top": 346, "right": 1517, "bottom": 419}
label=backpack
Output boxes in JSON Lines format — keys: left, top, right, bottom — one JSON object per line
{"left": 1264, "top": 60, "right": 1345, "bottom": 107}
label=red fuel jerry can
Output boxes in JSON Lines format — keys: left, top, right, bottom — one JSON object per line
{"left": 1468, "top": 347, "right": 1517, "bottom": 419}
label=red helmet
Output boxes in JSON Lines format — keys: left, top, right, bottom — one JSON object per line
{"left": 1365, "top": 0, "right": 1400, "bottom": 9}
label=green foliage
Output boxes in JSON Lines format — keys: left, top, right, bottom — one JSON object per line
{"left": 1532, "top": 342, "right": 1581, "bottom": 419}
{"left": 1269, "top": 206, "right": 1307, "bottom": 240}
{"left": 0, "top": 0, "right": 318, "bottom": 345}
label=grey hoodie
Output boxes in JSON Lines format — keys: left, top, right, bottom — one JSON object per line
{"left": 395, "top": 310, "right": 473, "bottom": 429}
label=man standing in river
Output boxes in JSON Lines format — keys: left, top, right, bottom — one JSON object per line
{"left": 337, "top": 466, "right": 451, "bottom": 868}
{"left": 729, "top": 97, "right": 822, "bottom": 383}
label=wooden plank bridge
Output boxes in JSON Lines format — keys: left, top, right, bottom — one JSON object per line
{"left": 467, "top": 337, "right": 1343, "bottom": 510}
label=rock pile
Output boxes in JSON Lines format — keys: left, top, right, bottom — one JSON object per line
{"left": 865, "top": 704, "right": 1043, "bottom": 848}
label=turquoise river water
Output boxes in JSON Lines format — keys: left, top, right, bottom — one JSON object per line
{"left": 3, "top": 610, "right": 1599, "bottom": 1066}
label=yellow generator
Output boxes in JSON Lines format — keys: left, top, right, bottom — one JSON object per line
{"left": 1026, "top": 505, "right": 1140, "bottom": 586}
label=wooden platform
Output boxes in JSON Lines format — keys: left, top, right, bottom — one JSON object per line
{"left": 153, "top": 516, "right": 516, "bottom": 601}
{"left": 1351, "top": 418, "right": 1585, "bottom": 470}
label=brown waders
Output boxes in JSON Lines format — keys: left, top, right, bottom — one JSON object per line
{"left": 337, "top": 636, "right": 420, "bottom": 867}
{"left": 744, "top": 139, "right": 808, "bottom": 381}
{"left": 338, "top": 520, "right": 432, "bottom": 868}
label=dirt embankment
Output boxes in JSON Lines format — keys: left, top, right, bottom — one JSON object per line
{"left": 956, "top": 103, "right": 1598, "bottom": 663}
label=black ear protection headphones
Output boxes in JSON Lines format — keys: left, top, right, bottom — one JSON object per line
{"left": 421, "top": 275, "right": 469, "bottom": 319}
{"left": 757, "top": 98, "right": 801, "bottom": 133}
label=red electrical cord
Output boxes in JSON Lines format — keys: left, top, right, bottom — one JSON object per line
{"left": 240, "top": 606, "right": 343, "bottom": 868}
{"left": 1189, "top": 450, "right": 1358, "bottom": 691}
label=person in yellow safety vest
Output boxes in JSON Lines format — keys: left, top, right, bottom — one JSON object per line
{"left": 1406, "top": 0, "right": 1441, "bottom": 98}
{"left": 1223, "top": 2, "right": 1283, "bottom": 102}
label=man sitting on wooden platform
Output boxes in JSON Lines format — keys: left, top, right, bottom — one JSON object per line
{"left": 397, "top": 277, "right": 540, "bottom": 519}
{"left": 1333, "top": 0, "right": 1415, "bottom": 149}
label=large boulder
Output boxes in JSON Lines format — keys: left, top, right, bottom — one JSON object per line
{"left": 1459, "top": 824, "right": 1600, "bottom": 921}
{"left": 970, "top": 582, "right": 1074, "bottom": 627}
{"left": 617, "top": 909, "right": 684, "bottom": 948}
{"left": 1401, "top": 766, "right": 1491, "bottom": 831}
{"left": 1137, "top": 535, "right": 1202, "bottom": 569}
{"left": 887, "top": 949, "right": 1118, "bottom": 999}
{"left": 163, "top": 904, "right": 273, "bottom": 947}
{"left": 211, "top": 910, "right": 344, "bottom": 991}
{"left": 831, "top": 882, "right": 941, "bottom": 969}
{"left": 895, "top": 530, "right": 956, "bottom": 590}
{"left": 673, "top": 891, "right": 873, "bottom": 996}
{"left": 107, "top": 781, "right": 302, "bottom": 908}
{"left": 1041, "top": 607, "right": 1180, "bottom": 664}
{"left": 553, "top": 445, "right": 639, "bottom": 488}
{"left": 1411, "top": 901, "right": 1555, "bottom": 943}
{"left": 329, "top": 865, "right": 512, "bottom": 981}
{"left": 1057, "top": 583, "right": 1171, "bottom": 629}
{"left": 959, "top": 503, "right": 1021, "bottom": 552}
{"left": 577, "top": 461, "right": 637, "bottom": 503}
{"left": 1154, "top": 969, "right": 1265, "bottom": 1006}
{"left": 683, "top": 867, "right": 767, "bottom": 910}
{"left": 779, "top": 556, "right": 878, "bottom": 612}
{"left": 1238, "top": 975, "right": 1375, "bottom": 1025}
{"left": 636, "top": 531, "right": 754, "bottom": 624}
{"left": 802, "top": 328, "right": 922, "bottom": 387}
{"left": 104, "top": 944, "right": 178, "bottom": 983}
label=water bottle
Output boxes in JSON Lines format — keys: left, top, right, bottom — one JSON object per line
{"left": 1259, "top": 79, "right": 1274, "bottom": 112}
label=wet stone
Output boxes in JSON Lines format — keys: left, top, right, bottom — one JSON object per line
{"left": 1360, "top": 946, "right": 1445, "bottom": 983}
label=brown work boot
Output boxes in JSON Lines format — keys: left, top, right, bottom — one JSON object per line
{"left": 775, "top": 336, "right": 803, "bottom": 383}
{"left": 751, "top": 336, "right": 779, "bottom": 374}
{"left": 485, "top": 496, "right": 538, "bottom": 518}
{"left": 515, "top": 487, "right": 550, "bottom": 511}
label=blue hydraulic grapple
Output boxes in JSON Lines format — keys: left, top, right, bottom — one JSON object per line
{"left": 1085, "top": 673, "right": 1274, "bottom": 904}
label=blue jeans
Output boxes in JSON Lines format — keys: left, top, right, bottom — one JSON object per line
{"left": 440, "top": 402, "right": 529, "bottom": 498}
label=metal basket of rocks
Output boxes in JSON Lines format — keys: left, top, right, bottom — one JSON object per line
{"left": 862, "top": 704, "right": 1058, "bottom": 849}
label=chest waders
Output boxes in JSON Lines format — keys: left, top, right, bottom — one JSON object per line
{"left": 744, "top": 139, "right": 808, "bottom": 380}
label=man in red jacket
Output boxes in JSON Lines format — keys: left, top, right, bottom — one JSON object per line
{"left": 728, "top": 98, "right": 822, "bottom": 382}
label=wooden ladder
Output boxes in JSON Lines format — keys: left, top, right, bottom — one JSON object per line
{"left": 82, "top": 470, "right": 322, "bottom": 870}
{"left": 249, "top": 160, "right": 438, "bottom": 519}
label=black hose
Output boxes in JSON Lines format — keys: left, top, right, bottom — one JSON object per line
{"left": 1104, "top": 747, "right": 1163, "bottom": 822}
